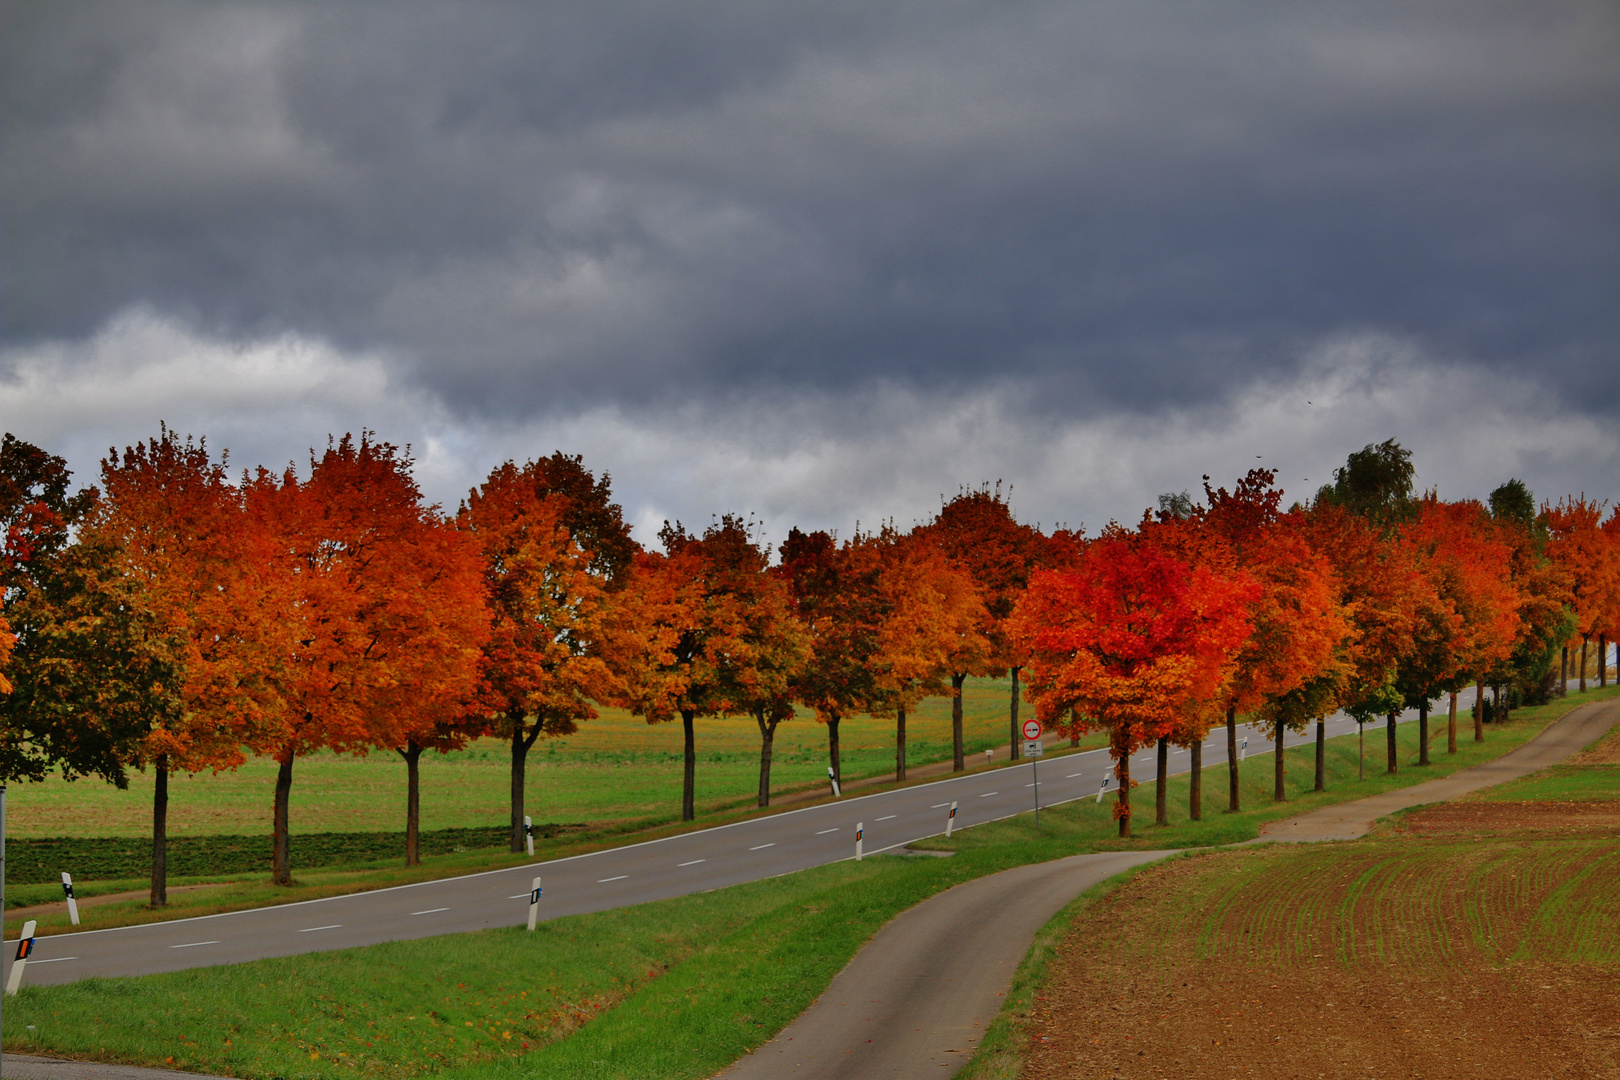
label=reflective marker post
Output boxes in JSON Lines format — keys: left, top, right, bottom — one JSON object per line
{"left": 523, "top": 816, "right": 534, "bottom": 858}
{"left": 526, "top": 876, "right": 542, "bottom": 931}
{"left": 5, "top": 921, "right": 34, "bottom": 997}
{"left": 1239, "top": 736, "right": 1249, "bottom": 763}
{"left": 61, "top": 872, "right": 79, "bottom": 925}
{"left": 945, "top": 801, "right": 957, "bottom": 838}
{"left": 827, "top": 766, "right": 841, "bottom": 799}
{"left": 855, "top": 823, "right": 863, "bottom": 862}
{"left": 1095, "top": 771, "right": 1112, "bottom": 803}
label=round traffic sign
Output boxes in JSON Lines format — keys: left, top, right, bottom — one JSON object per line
{"left": 1021, "top": 719, "right": 1043, "bottom": 741}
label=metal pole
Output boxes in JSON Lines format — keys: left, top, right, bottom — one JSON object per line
{"left": 1033, "top": 755, "right": 1040, "bottom": 827}
{"left": 2, "top": 782, "right": 7, "bottom": 1068}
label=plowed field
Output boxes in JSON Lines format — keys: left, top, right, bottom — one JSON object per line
{"left": 1025, "top": 836, "right": 1620, "bottom": 1079}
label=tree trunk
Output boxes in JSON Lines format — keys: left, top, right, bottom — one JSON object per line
{"left": 895, "top": 703, "right": 907, "bottom": 783}
{"left": 1226, "top": 705, "right": 1240, "bottom": 813}
{"left": 1273, "top": 724, "right": 1286, "bottom": 802}
{"left": 1601, "top": 635, "right": 1609, "bottom": 688}
{"left": 1474, "top": 679, "right": 1485, "bottom": 741}
{"left": 827, "top": 713, "right": 842, "bottom": 788}
{"left": 273, "top": 754, "right": 295, "bottom": 886}
{"left": 509, "top": 709, "right": 541, "bottom": 853}
{"left": 1314, "top": 719, "right": 1325, "bottom": 792}
{"left": 951, "top": 672, "right": 967, "bottom": 772}
{"left": 150, "top": 753, "right": 168, "bottom": 907}
{"left": 1116, "top": 752, "right": 1131, "bottom": 839}
{"left": 1447, "top": 692, "right": 1458, "bottom": 755}
{"left": 681, "top": 708, "right": 697, "bottom": 822}
{"left": 1189, "top": 740, "right": 1202, "bottom": 821}
{"left": 1385, "top": 710, "right": 1398, "bottom": 774}
{"left": 1417, "top": 700, "right": 1430, "bottom": 766}
{"left": 755, "top": 708, "right": 778, "bottom": 807}
{"left": 1155, "top": 737, "right": 1168, "bottom": 825}
{"left": 1560, "top": 646, "right": 1569, "bottom": 695}
{"left": 400, "top": 740, "right": 423, "bottom": 866}
{"left": 1070, "top": 707, "right": 1080, "bottom": 748}
{"left": 1580, "top": 639, "right": 1588, "bottom": 692}
{"left": 1009, "top": 666, "right": 1021, "bottom": 760}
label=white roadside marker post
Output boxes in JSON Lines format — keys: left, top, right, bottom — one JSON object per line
{"left": 523, "top": 816, "right": 534, "bottom": 858}
{"left": 1095, "top": 771, "right": 1112, "bottom": 803}
{"left": 985, "top": 749, "right": 993, "bottom": 768}
{"left": 945, "top": 801, "right": 957, "bottom": 837}
{"left": 855, "top": 823, "right": 864, "bottom": 861}
{"left": 1239, "top": 736, "right": 1249, "bottom": 762}
{"left": 827, "top": 766, "right": 841, "bottom": 798}
{"left": 526, "top": 877, "right": 542, "bottom": 931}
{"left": 61, "top": 873, "right": 79, "bottom": 926}
{"left": 6, "top": 921, "right": 35, "bottom": 996}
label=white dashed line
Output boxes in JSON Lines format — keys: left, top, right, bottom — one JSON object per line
{"left": 169, "top": 941, "right": 218, "bottom": 949}
{"left": 598, "top": 875, "right": 629, "bottom": 883}
{"left": 978, "top": 792, "right": 999, "bottom": 798}
{"left": 678, "top": 859, "right": 706, "bottom": 867}
{"left": 931, "top": 802, "right": 951, "bottom": 808}
{"left": 411, "top": 908, "right": 449, "bottom": 916}
{"left": 507, "top": 894, "right": 530, "bottom": 899}
{"left": 815, "top": 828, "right": 839, "bottom": 835}
{"left": 22, "top": 956, "right": 76, "bottom": 964}
{"left": 1067, "top": 772, "right": 1084, "bottom": 778}
{"left": 299, "top": 925, "right": 342, "bottom": 933}
{"left": 749, "top": 843, "right": 776, "bottom": 851}
{"left": 876, "top": 815, "right": 897, "bottom": 821}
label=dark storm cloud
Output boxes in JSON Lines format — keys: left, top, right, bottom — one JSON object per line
{"left": 4, "top": 1, "right": 1617, "bottom": 421}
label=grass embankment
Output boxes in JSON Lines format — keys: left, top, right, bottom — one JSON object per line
{"left": 9, "top": 694, "right": 1602, "bottom": 1078}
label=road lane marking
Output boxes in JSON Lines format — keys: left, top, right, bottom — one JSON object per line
{"left": 411, "top": 908, "right": 449, "bottom": 916}
{"left": 678, "top": 859, "right": 706, "bottom": 867}
{"left": 300, "top": 925, "right": 342, "bottom": 933}
{"left": 1067, "top": 772, "right": 1084, "bottom": 778}
{"left": 169, "top": 941, "right": 219, "bottom": 949}
{"left": 815, "top": 828, "right": 839, "bottom": 835}
{"left": 931, "top": 802, "right": 951, "bottom": 808}
{"left": 978, "top": 791, "right": 999, "bottom": 797}
{"left": 1025, "top": 783, "right": 1036, "bottom": 787}
{"left": 597, "top": 875, "right": 629, "bottom": 883}
{"left": 507, "top": 893, "right": 530, "bottom": 899}
{"left": 876, "top": 815, "right": 897, "bottom": 821}
{"left": 749, "top": 843, "right": 776, "bottom": 850}
{"left": 22, "top": 956, "right": 76, "bottom": 964}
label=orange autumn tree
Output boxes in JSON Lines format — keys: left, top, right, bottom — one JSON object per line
{"left": 246, "top": 435, "right": 488, "bottom": 883}
{"left": 917, "top": 485, "right": 1045, "bottom": 764}
{"left": 1013, "top": 525, "right": 1257, "bottom": 837}
{"left": 89, "top": 429, "right": 281, "bottom": 903}
{"left": 1179, "top": 470, "right": 1350, "bottom": 810}
{"left": 458, "top": 461, "right": 618, "bottom": 851}
{"left": 866, "top": 528, "right": 988, "bottom": 783}
{"left": 1544, "top": 497, "right": 1618, "bottom": 692}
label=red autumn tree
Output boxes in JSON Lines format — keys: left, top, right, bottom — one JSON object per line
{"left": 777, "top": 528, "right": 886, "bottom": 790}
{"left": 88, "top": 429, "right": 286, "bottom": 901}
{"left": 1544, "top": 497, "right": 1619, "bottom": 692}
{"left": 917, "top": 484, "right": 1046, "bottom": 764}
{"left": 1012, "top": 525, "right": 1257, "bottom": 837}
{"left": 458, "top": 461, "right": 618, "bottom": 852}
{"left": 245, "top": 435, "right": 488, "bottom": 883}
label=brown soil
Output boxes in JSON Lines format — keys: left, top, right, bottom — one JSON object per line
{"left": 1024, "top": 827, "right": 1620, "bottom": 1080}
{"left": 1566, "top": 727, "right": 1620, "bottom": 765}
{"left": 1398, "top": 799, "right": 1620, "bottom": 836}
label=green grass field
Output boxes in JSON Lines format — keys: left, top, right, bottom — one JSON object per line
{"left": 3, "top": 679, "right": 1032, "bottom": 842}
{"left": 7, "top": 694, "right": 1593, "bottom": 1079}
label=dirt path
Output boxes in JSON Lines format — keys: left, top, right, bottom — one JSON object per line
{"left": 1259, "top": 696, "right": 1619, "bottom": 841}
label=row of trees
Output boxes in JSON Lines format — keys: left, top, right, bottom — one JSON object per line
{"left": 1, "top": 431, "right": 1616, "bottom": 896}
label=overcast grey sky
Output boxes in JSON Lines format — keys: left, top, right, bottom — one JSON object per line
{"left": 4, "top": 1, "right": 1616, "bottom": 543}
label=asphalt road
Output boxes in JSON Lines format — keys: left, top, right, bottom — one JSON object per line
{"left": 1, "top": 696, "right": 1464, "bottom": 989}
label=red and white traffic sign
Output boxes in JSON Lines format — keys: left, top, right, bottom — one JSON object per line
{"left": 1021, "top": 718, "right": 1042, "bottom": 741}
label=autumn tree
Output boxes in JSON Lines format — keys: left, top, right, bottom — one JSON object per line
{"left": 1314, "top": 438, "right": 1416, "bottom": 527}
{"left": 0, "top": 435, "right": 178, "bottom": 791}
{"left": 1544, "top": 497, "right": 1618, "bottom": 694}
{"left": 866, "top": 529, "right": 987, "bottom": 783}
{"left": 88, "top": 429, "right": 285, "bottom": 901}
{"left": 459, "top": 461, "right": 619, "bottom": 852}
{"left": 245, "top": 435, "right": 488, "bottom": 883}
{"left": 778, "top": 529, "right": 885, "bottom": 790}
{"left": 917, "top": 485, "right": 1045, "bottom": 765}
{"left": 622, "top": 516, "right": 806, "bottom": 821}
{"left": 1012, "top": 526, "right": 1256, "bottom": 837}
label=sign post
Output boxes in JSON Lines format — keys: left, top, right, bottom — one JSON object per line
{"left": 62, "top": 872, "right": 79, "bottom": 925}
{"left": 855, "top": 822, "right": 864, "bottom": 862}
{"left": 945, "top": 801, "right": 957, "bottom": 838}
{"left": 6, "top": 921, "right": 34, "bottom": 997}
{"left": 526, "top": 876, "right": 542, "bottom": 931}
{"left": 523, "top": 816, "right": 534, "bottom": 857}
{"left": 1022, "top": 720, "right": 1044, "bottom": 825}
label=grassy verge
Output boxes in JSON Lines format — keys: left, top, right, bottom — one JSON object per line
{"left": 6, "top": 695, "right": 1593, "bottom": 1076}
